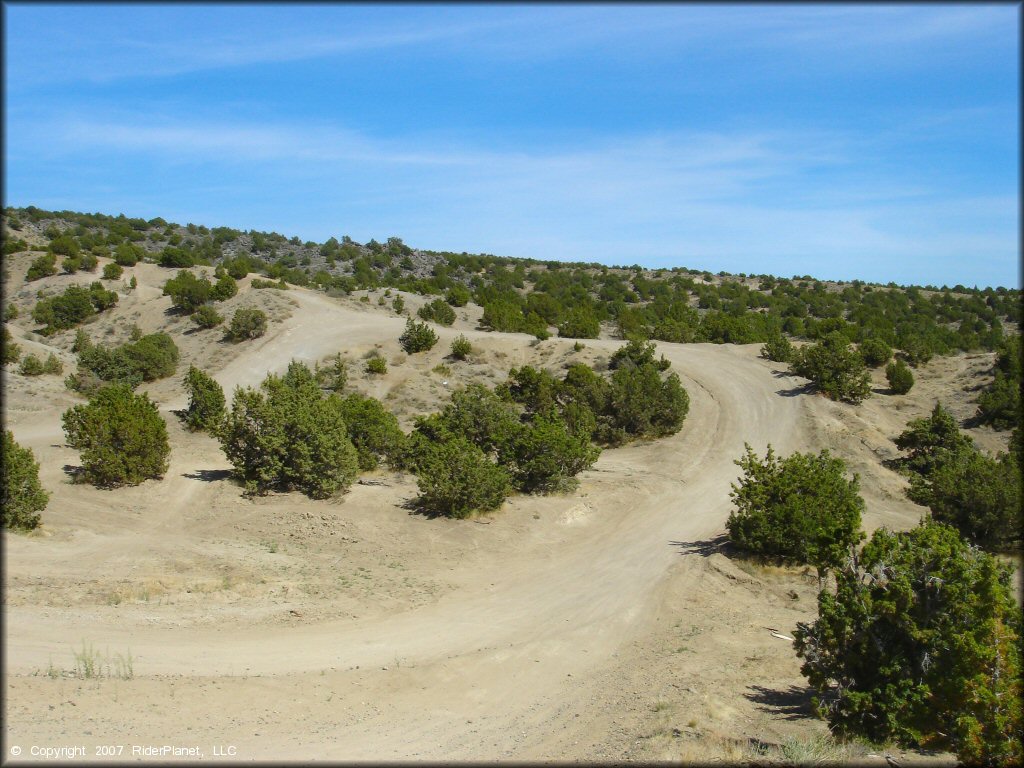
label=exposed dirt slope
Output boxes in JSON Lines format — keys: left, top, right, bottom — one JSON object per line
{"left": 3, "top": 255, "right": 986, "bottom": 763}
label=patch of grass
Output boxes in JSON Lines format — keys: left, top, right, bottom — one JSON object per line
{"left": 71, "top": 641, "right": 134, "bottom": 680}
{"left": 768, "top": 733, "right": 870, "bottom": 765}
{"left": 432, "top": 363, "right": 451, "bottom": 376}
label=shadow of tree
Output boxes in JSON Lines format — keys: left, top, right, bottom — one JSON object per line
{"left": 776, "top": 382, "right": 816, "bottom": 398}
{"left": 182, "top": 469, "right": 233, "bottom": 483}
{"left": 744, "top": 684, "right": 818, "bottom": 722}
{"left": 669, "top": 533, "right": 731, "bottom": 556}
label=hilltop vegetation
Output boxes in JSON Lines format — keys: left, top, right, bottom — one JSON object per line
{"left": 3, "top": 206, "right": 1017, "bottom": 364}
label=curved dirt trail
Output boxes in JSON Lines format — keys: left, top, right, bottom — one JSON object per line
{"left": 4, "top": 286, "right": 811, "bottom": 760}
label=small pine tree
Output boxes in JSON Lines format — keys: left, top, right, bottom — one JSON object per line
{"left": 726, "top": 443, "right": 865, "bottom": 577}
{"left": 791, "top": 332, "right": 872, "bottom": 404}
{"left": 18, "top": 353, "right": 45, "bottom": 376}
{"left": 337, "top": 393, "right": 406, "bottom": 471}
{"left": 450, "top": 334, "right": 472, "bottom": 360}
{"left": 102, "top": 262, "right": 123, "bottom": 280}
{"left": 399, "top": 318, "right": 438, "bottom": 353}
{"left": 227, "top": 308, "right": 267, "bottom": 341}
{"left": 886, "top": 358, "right": 914, "bottom": 394}
{"left": 184, "top": 365, "right": 226, "bottom": 433}
{"left": 2, "top": 430, "right": 49, "bottom": 530}
{"left": 859, "top": 337, "right": 892, "bottom": 367}
{"left": 498, "top": 412, "right": 600, "bottom": 493}
{"left": 415, "top": 437, "right": 512, "bottom": 518}
{"left": 318, "top": 353, "right": 347, "bottom": 391}
{"left": 191, "top": 304, "right": 224, "bottom": 329}
{"left": 2, "top": 326, "right": 21, "bottom": 365}
{"left": 417, "top": 298, "right": 456, "bottom": 326}
{"left": 794, "top": 520, "right": 1022, "bottom": 765}
{"left": 62, "top": 384, "right": 171, "bottom": 487}
{"left": 760, "top": 333, "right": 793, "bottom": 363}
{"left": 219, "top": 362, "right": 359, "bottom": 498}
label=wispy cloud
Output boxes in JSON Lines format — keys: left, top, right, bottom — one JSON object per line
{"left": 6, "top": 4, "right": 1014, "bottom": 86}
{"left": 17, "top": 113, "right": 1012, "bottom": 286}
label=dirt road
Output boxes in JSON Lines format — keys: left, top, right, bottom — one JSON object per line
{"left": 5, "top": 277, "right": 817, "bottom": 760}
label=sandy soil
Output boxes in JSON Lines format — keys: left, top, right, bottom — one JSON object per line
{"left": 3, "top": 254, "right": 1000, "bottom": 763}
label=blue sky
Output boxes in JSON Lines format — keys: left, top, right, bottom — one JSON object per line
{"left": 3, "top": 4, "right": 1019, "bottom": 288}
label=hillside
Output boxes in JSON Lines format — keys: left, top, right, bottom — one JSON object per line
{"left": 2, "top": 205, "right": 1018, "bottom": 764}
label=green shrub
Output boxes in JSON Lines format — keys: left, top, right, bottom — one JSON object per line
{"left": 727, "top": 444, "right": 864, "bottom": 576}
{"left": 498, "top": 412, "right": 599, "bottom": 493}
{"left": 31, "top": 284, "right": 118, "bottom": 333}
{"left": 162, "top": 270, "right": 212, "bottom": 314}
{"left": 183, "top": 365, "right": 226, "bottom": 433}
{"left": 885, "top": 359, "right": 914, "bottom": 394}
{"left": 122, "top": 332, "right": 178, "bottom": 381}
{"left": 316, "top": 354, "right": 347, "bottom": 391}
{"left": 609, "top": 339, "right": 669, "bottom": 371}
{"left": 1, "top": 431, "right": 49, "bottom": 530}
{"left": 114, "top": 242, "right": 143, "bottom": 266}
{"left": 191, "top": 304, "right": 223, "bottom": 329}
{"left": 450, "top": 334, "right": 472, "bottom": 360}
{"left": 18, "top": 353, "right": 45, "bottom": 376}
{"left": 4, "top": 303, "right": 18, "bottom": 321}
{"left": 365, "top": 355, "right": 387, "bottom": 374}
{"left": 79, "top": 252, "right": 98, "bottom": 272}
{"left": 557, "top": 307, "right": 600, "bottom": 339}
{"left": 415, "top": 437, "right": 512, "bottom": 518}
{"left": 893, "top": 403, "right": 974, "bottom": 478}
{"left": 70, "top": 332, "right": 178, "bottom": 391}
{"left": 61, "top": 255, "right": 81, "bottom": 274}
{"left": 500, "top": 365, "right": 560, "bottom": 415}
{"left": 445, "top": 285, "right": 470, "bottom": 307}
{"left": 159, "top": 245, "right": 195, "bottom": 268}
{"left": 42, "top": 353, "right": 63, "bottom": 374}
{"left": 3, "top": 236, "right": 28, "bottom": 255}
{"left": 438, "top": 383, "right": 521, "bottom": 454}
{"left": 604, "top": 364, "right": 689, "bottom": 443}
{"left": 102, "top": 262, "right": 123, "bottom": 280}
{"left": 48, "top": 234, "right": 80, "bottom": 258}
{"left": 226, "top": 308, "right": 267, "bottom": 341}
{"left": 791, "top": 332, "right": 871, "bottom": 403}
{"left": 794, "top": 520, "right": 1021, "bottom": 765}
{"left": 399, "top": 318, "right": 438, "bottom": 353}
{"left": 760, "top": 333, "right": 793, "bottom": 363}
{"left": 859, "top": 337, "right": 892, "bottom": 367}
{"left": 392, "top": 295, "right": 405, "bottom": 314}
{"left": 2, "top": 327, "right": 21, "bottom": 365}
{"left": 915, "top": 448, "right": 1021, "bottom": 550}
{"left": 219, "top": 361, "right": 359, "bottom": 498}
{"left": 337, "top": 393, "right": 405, "bottom": 471}
{"left": 18, "top": 352, "right": 61, "bottom": 376}
{"left": 26, "top": 253, "right": 57, "bottom": 281}
{"left": 211, "top": 274, "right": 238, "bottom": 301}
{"left": 977, "top": 375, "right": 1021, "bottom": 431}
{"left": 418, "top": 298, "right": 456, "bottom": 326}
{"left": 251, "top": 278, "right": 288, "bottom": 290}
{"left": 976, "top": 336, "right": 1020, "bottom": 431}
{"left": 62, "top": 384, "right": 170, "bottom": 487}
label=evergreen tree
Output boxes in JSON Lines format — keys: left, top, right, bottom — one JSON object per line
{"left": 726, "top": 444, "right": 864, "bottom": 576}
{"left": 184, "top": 365, "right": 226, "bottom": 432}
{"left": 2, "top": 430, "right": 49, "bottom": 530}
{"left": 794, "top": 521, "right": 1022, "bottom": 765}
{"left": 62, "top": 384, "right": 170, "bottom": 487}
